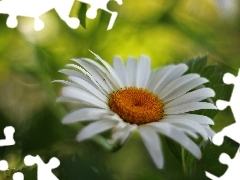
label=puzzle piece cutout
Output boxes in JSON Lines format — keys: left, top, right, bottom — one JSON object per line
{"left": 0, "top": 160, "right": 8, "bottom": 171}
{"left": 216, "top": 70, "right": 240, "bottom": 121}
{"left": 12, "top": 172, "right": 24, "bottom": 180}
{"left": 0, "top": 155, "right": 60, "bottom": 180}
{"left": 24, "top": 155, "right": 60, "bottom": 180}
{"left": 78, "top": 0, "right": 122, "bottom": 30}
{"left": 0, "top": 0, "right": 79, "bottom": 31}
{"left": 205, "top": 69, "right": 240, "bottom": 179}
{"left": 212, "top": 70, "right": 240, "bottom": 146}
{"left": 0, "top": 0, "right": 122, "bottom": 30}
{"left": 0, "top": 159, "right": 24, "bottom": 180}
{"left": 0, "top": 126, "right": 60, "bottom": 179}
{"left": 206, "top": 148, "right": 240, "bottom": 179}
{"left": 0, "top": 126, "right": 15, "bottom": 146}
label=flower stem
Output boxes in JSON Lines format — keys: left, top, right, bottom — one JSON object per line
{"left": 181, "top": 146, "right": 187, "bottom": 175}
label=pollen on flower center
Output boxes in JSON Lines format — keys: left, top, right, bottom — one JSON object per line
{"left": 109, "top": 87, "right": 164, "bottom": 125}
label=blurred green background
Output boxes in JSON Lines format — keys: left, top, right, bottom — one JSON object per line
{"left": 0, "top": 0, "right": 239, "bottom": 179}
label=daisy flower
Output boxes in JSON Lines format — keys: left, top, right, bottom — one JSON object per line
{"left": 55, "top": 51, "right": 216, "bottom": 169}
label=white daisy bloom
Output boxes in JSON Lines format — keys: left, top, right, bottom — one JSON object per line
{"left": 55, "top": 52, "right": 217, "bottom": 169}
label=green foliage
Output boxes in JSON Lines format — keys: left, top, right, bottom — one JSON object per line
{"left": 0, "top": 0, "right": 240, "bottom": 179}
{"left": 184, "top": 55, "right": 233, "bottom": 119}
{"left": 183, "top": 137, "right": 238, "bottom": 179}
{"left": 164, "top": 56, "right": 237, "bottom": 179}
{"left": 78, "top": 3, "right": 87, "bottom": 29}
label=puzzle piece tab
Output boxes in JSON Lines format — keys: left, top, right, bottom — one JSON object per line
{"left": 0, "top": 0, "right": 79, "bottom": 31}
{"left": 0, "top": 126, "right": 15, "bottom": 147}
{"left": 211, "top": 70, "right": 240, "bottom": 146}
{"left": 24, "top": 155, "right": 60, "bottom": 180}
{"left": 78, "top": 0, "right": 123, "bottom": 30}
{"left": 205, "top": 70, "right": 240, "bottom": 179}
{"left": 216, "top": 70, "right": 240, "bottom": 122}
{"left": 0, "top": 0, "right": 122, "bottom": 30}
{"left": 12, "top": 172, "right": 24, "bottom": 180}
{"left": 206, "top": 148, "right": 240, "bottom": 179}
{"left": 0, "top": 160, "right": 8, "bottom": 171}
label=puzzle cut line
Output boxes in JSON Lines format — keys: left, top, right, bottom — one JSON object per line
{"left": 205, "top": 69, "right": 240, "bottom": 179}
{"left": 0, "top": 126, "right": 60, "bottom": 180}
{"left": 0, "top": 0, "right": 123, "bottom": 31}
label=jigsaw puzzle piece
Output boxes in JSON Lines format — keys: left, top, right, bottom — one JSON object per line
{"left": 0, "top": 160, "right": 8, "bottom": 171}
{"left": 78, "top": 0, "right": 122, "bottom": 30}
{"left": 222, "top": 72, "right": 237, "bottom": 85}
{"left": 54, "top": 0, "right": 80, "bottom": 29}
{"left": 206, "top": 68, "right": 240, "bottom": 179}
{"left": 216, "top": 100, "right": 230, "bottom": 111}
{"left": 0, "top": 0, "right": 79, "bottom": 30}
{"left": 24, "top": 155, "right": 60, "bottom": 180}
{"left": 217, "top": 70, "right": 240, "bottom": 122}
{"left": 0, "top": 0, "right": 51, "bottom": 30}
{"left": 12, "top": 172, "right": 24, "bottom": 180}
{"left": 6, "top": 15, "right": 18, "bottom": 28}
{"left": 0, "top": 126, "right": 15, "bottom": 146}
{"left": 206, "top": 150, "right": 240, "bottom": 180}
{"left": 205, "top": 171, "right": 219, "bottom": 180}
{"left": 212, "top": 122, "right": 240, "bottom": 146}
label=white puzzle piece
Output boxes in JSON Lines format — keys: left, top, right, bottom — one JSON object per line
{"left": 0, "top": 126, "right": 15, "bottom": 147}
{"left": 12, "top": 172, "right": 24, "bottom": 180}
{"left": 0, "top": 0, "right": 122, "bottom": 30}
{"left": 78, "top": 0, "right": 122, "bottom": 30}
{"left": 0, "top": 160, "right": 8, "bottom": 171}
{"left": 24, "top": 155, "right": 60, "bottom": 180}
{"left": 206, "top": 69, "right": 240, "bottom": 179}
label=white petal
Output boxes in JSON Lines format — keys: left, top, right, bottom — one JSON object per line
{"left": 89, "top": 51, "right": 124, "bottom": 88}
{"left": 161, "top": 118, "right": 208, "bottom": 140}
{"left": 164, "top": 114, "right": 214, "bottom": 125}
{"left": 54, "top": 80, "right": 107, "bottom": 107}
{"left": 66, "top": 63, "right": 108, "bottom": 94}
{"left": 62, "top": 108, "right": 114, "bottom": 124}
{"left": 150, "top": 64, "right": 188, "bottom": 93}
{"left": 61, "top": 86, "right": 109, "bottom": 109}
{"left": 119, "top": 124, "right": 137, "bottom": 144}
{"left": 54, "top": 79, "right": 107, "bottom": 104}
{"left": 53, "top": 80, "right": 80, "bottom": 89}
{"left": 175, "top": 127, "right": 199, "bottom": 139}
{"left": 126, "top": 57, "right": 137, "bottom": 87}
{"left": 71, "top": 60, "right": 115, "bottom": 93}
{"left": 158, "top": 74, "right": 200, "bottom": 99}
{"left": 68, "top": 76, "right": 108, "bottom": 102}
{"left": 146, "top": 69, "right": 157, "bottom": 87}
{"left": 56, "top": 97, "right": 97, "bottom": 108}
{"left": 77, "top": 119, "right": 118, "bottom": 141}
{"left": 149, "top": 122, "right": 201, "bottom": 159}
{"left": 59, "top": 69, "right": 98, "bottom": 88}
{"left": 163, "top": 77, "right": 209, "bottom": 102}
{"left": 165, "top": 102, "right": 217, "bottom": 114}
{"left": 136, "top": 55, "right": 150, "bottom": 88}
{"left": 111, "top": 124, "right": 137, "bottom": 145}
{"left": 79, "top": 58, "right": 121, "bottom": 91}
{"left": 113, "top": 56, "right": 127, "bottom": 86}
{"left": 164, "top": 88, "right": 215, "bottom": 108}
{"left": 203, "top": 125, "right": 215, "bottom": 137}
{"left": 138, "top": 126, "right": 164, "bottom": 169}
{"left": 148, "top": 65, "right": 175, "bottom": 92}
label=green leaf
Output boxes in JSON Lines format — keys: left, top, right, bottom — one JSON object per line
{"left": 185, "top": 55, "right": 207, "bottom": 74}
{"left": 184, "top": 55, "right": 233, "bottom": 119}
{"left": 164, "top": 137, "right": 182, "bottom": 164}
{"left": 181, "top": 55, "right": 237, "bottom": 178}
{"left": 78, "top": 3, "right": 87, "bottom": 29}
{"left": 58, "top": 153, "right": 112, "bottom": 180}
{"left": 183, "top": 137, "right": 239, "bottom": 179}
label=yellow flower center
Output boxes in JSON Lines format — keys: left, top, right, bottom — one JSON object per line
{"left": 109, "top": 87, "right": 164, "bottom": 125}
